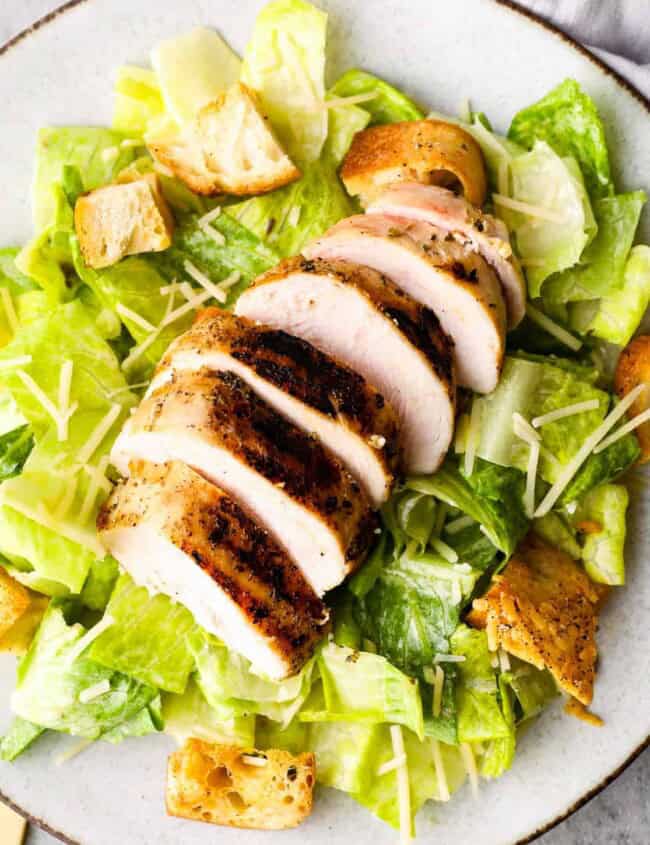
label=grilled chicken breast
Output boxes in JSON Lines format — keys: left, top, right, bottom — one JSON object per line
{"left": 152, "top": 308, "right": 401, "bottom": 506}
{"left": 111, "top": 369, "right": 376, "bottom": 595}
{"left": 367, "top": 182, "right": 526, "bottom": 328}
{"left": 98, "top": 461, "right": 327, "bottom": 678}
{"left": 305, "top": 215, "right": 506, "bottom": 394}
{"left": 236, "top": 257, "right": 455, "bottom": 474}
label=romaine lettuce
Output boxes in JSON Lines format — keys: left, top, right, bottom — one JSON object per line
{"left": 89, "top": 574, "right": 196, "bottom": 694}
{"left": 113, "top": 66, "right": 166, "bottom": 136}
{"left": 508, "top": 79, "right": 612, "bottom": 200}
{"left": 560, "top": 432, "right": 640, "bottom": 504}
{"left": 0, "top": 425, "right": 33, "bottom": 481}
{"left": 328, "top": 69, "right": 424, "bottom": 125}
{"left": 162, "top": 679, "right": 255, "bottom": 748}
{"left": 0, "top": 717, "right": 45, "bottom": 761}
{"left": 573, "top": 483, "right": 628, "bottom": 585}
{"left": 501, "top": 658, "right": 558, "bottom": 722}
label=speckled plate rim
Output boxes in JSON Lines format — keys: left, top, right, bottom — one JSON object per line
{"left": 0, "top": 2, "right": 648, "bottom": 843}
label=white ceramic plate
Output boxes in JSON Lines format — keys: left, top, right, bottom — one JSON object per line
{"left": 0, "top": 2, "right": 648, "bottom": 843}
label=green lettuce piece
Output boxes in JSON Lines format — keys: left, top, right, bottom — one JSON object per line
{"left": 543, "top": 192, "right": 646, "bottom": 304}
{"left": 324, "top": 99, "right": 370, "bottom": 166}
{"left": 0, "top": 717, "right": 45, "bottom": 761}
{"left": 573, "top": 483, "right": 628, "bottom": 585}
{"left": 408, "top": 461, "right": 527, "bottom": 557}
{"left": 451, "top": 626, "right": 513, "bottom": 768}
{"left": 532, "top": 512, "right": 581, "bottom": 559}
{"left": 12, "top": 602, "right": 158, "bottom": 739}
{"left": 241, "top": 0, "right": 327, "bottom": 165}
{"left": 31, "top": 127, "right": 141, "bottom": 233}
{"left": 475, "top": 356, "right": 610, "bottom": 484}
{"left": 0, "top": 425, "right": 33, "bottom": 481}
{"left": 585, "top": 244, "right": 650, "bottom": 345}
{"left": 113, "top": 66, "right": 165, "bottom": 136}
{"left": 228, "top": 158, "right": 356, "bottom": 259}
{"left": 508, "top": 79, "right": 612, "bottom": 200}
{"left": 100, "top": 695, "right": 163, "bottom": 744}
{"left": 309, "top": 717, "right": 381, "bottom": 793}
{"left": 0, "top": 391, "right": 27, "bottom": 438}
{"left": 501, "top": 658, "right": 558, "bottom": 722}
{"left": 332, "top": 590, "right": 362, "bottom": 650}
{"left": 443, "top": 522, "right": 498, "bottom": 572}
{"left": 500, "top": 142, "right": 596, "bottom": 297}
{"left": 302, "top": 642, "right": 424, "bottom": 740}
{"left": 0, "top": 248, "right": 37, "bottom": 345}
{"left": 162, "top": 679, "right": 256, "bottom": 747}
{"left": 151, "top": 28, "right": 240, "bottom": 127}
{"left": 479, "top": 675, "right": 515, "bottom": 779}
{"left": 256, "top": 714, "right": 308, "bottom": 754}
{"left": 560, "top": 433, "right": 640, "bottom": 504}
{"left": 187, "top": 628, "right": 316, "bottom": 727}
{"left": 89, "top": 574, "right": 196, "bottom": 694}
{"left": 79, "top": 556, "right": 119, "bottom": 612}
{"left": 328, "top": 69, "right": 424, "bottom": 125}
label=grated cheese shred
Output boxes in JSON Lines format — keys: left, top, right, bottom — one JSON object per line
{"left": 445, "top": 515, "right": 474, "bottom": 535}
{"left": 524, "top": 440, "right": 540, "bottom": 518}
{"left": 460, "top": 742, "right": 479, "bottom": 799}
{"left": 0, "top": 355, "right": 33, "bottom": 369}
{"left": 525, "top": 303, "right": 582, "bottom": 351}
{"left": 432, "top": 665, "right": 445, "bottom": 718}
{"left": 389, "top": 725, "right": 411, "bottom": 845}
{"left": 593, "top": 405, "right": 650, "bottom": 454}
{"left": 0, "top": 288, "right": 19, "bottom": 333}
{"left": 183, "top": 260, "right": 227, "bottom": 304}
{"left": 54, "top": 738, "right": 94, "bottom": 766}
{"left": 377, "top": 755, "right": 407, "bottom": 776}
{"left": 493, "top": 194, "right": 567, "bottom": 224}
{"left": 431, "top": 739, "right": 450, "bottom": 802}
{"left": 79, "top": 679, "right": 111, "bottom": 704}
{"left": 430, "top": 537, "right": 458, "bottom": 563}
{"left": 532, "top": 399, "right": 600, "bottom": 428}
{"left": 241, "top": 754, "right": 269, "bottom": 768}
{"left": 116, "top": 304, "right": 157, "bottom": 333}
{"left": 66, "top": 615, "right": 115, "bottom": 665}
{"left": 464, "top": 399, "right": 482, "bottom": 477}
{"left": 76, "top": 404, "right": 122, "bottom": 466}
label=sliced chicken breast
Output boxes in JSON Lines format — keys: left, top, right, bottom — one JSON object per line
{"left": 236, "top": 257, "right": 455, "bottom": 474}
{"left": 98, "top": 461, "right": 327, "bottom": 679}
{"left": 151, "top": 308, "right": 400, "bottom": 506}
{"left": 111, "top": 369, "right": 376, "bottom": 596}
{"left": 367, "top": 182, "right": 526, "bottom": 327}
{"left": 305, "top": 215, "right": 506, "bottom": 394}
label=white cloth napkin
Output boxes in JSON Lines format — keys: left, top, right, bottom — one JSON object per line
{"left": 518, "top": 0, "right": 650, "bottom": 96}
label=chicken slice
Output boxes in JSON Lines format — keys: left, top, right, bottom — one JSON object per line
{"left": 147, "top": 82, "right": 300, "bottom": 196}
{"left": 367, "top": 182, "right": 527, "bottom": 328}
{"left": 236, "top": 256, "right": 455, "bottom": 474}
{"left": 99, "top": 461, "right": 327, "bottom": 678}
{"left": 340, "top": 119, "right": 487, "bottom": 207}
{"left": 305, "top": 215, "right": 506, "bottom": 393}
{"left": 152, "top": 308, "right": 400, "bottom": 506}
{"left": 111, "top": 369, "right": 376, "bottom": 596}
{"left": 467, "top": 534, "right": 604, "bottom": 705}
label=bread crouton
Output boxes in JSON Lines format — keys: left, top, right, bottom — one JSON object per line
{"left": 467, "top": 534, "right": 603, "bottom": 705}
{"left": 74, "top": 173, "right": 174, "bottom": 269}
{"left": 166, "top": 740, "right": 315, "bottom": 830}
{"left": 148, "top": 83, "right": 301, "bottom": 197}
{"left": 340, "top": 119, "right": 487, "bottom": 208}
{"left": 0, "top": 568, "right": 31, "bottom": 639}
{"left": 0, "top": 593, "right": 48, "bottom": 655}
{"left": 614, "top": 334, "right": 650, "bottom": 463}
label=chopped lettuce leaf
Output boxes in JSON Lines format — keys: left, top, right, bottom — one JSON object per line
{"left": 89, "top": 574, "right": 196, "bottom": 694}
{"left": 479, "top": 675, "right": 516, "bottom": 778}
{"left": 151, "top": 28, "right": 240, "bottom": 126}
{"left": 573, "top": 483, "right": 628, "bottom": 585}
{"left": 475, "top": 356, "right": 609, "bottom": 484}
{"left": 162, "top": 679, "right": 255, "bottom": 747}
{"left": 79, "top": 556, "right": 119, "bottom": 612}
{"left": 0, "top": 425, "right": 33, "bottom": 481}
{"left": 0, "top": 717, "right": 45, "bottom": 761}
{"left": 302, "top": 642, "right": 424, "bottom": 740}
{"left": 560, "top": 432, "right": 640, "bottom": 504}
{"left": 328, "top": 69, "right": 424, "bottom": 125}
{"left": 324, "top": 98, "right": 370, "bottom": 166}
{"left": 256, "top": 714, "right": 308, "bottom": 754}
{"left": 501, "top": 658, "right": 558, "bottom": 722}
{"left": 586, "top": 244, "right": 650, "bottom": 346}
{"left": 113, "top": 66, "right": 165, "bottom": 136}
{"left": 0, "top": 248, "right": 37, "bottom": 345}
{"left": 532, "top": 512, "right": 581, "bottom": 559}
{"left": 543, "top": 192, "right": 646, "bottom": 304}
{"left": 332, "top": 590, "right": 362, "bottom": 650}
{"left": 100, "top": 694, "right": 163, "bottom": 743}
{"left": 348, "top": 535, "right": 387, "bottom": 600}
{"left": 241, "top": 0, "right": 328, "bottom": 165}
{"left": 443, "top": 522, "right": 498, "bottom": 572}
{"left": 187, "top": 629, "right": 316, "bottom": 728}
{"left": 508, "top": 79, "right": 612, "bottom": 200}
{"left": 308, "top": 717, "right": 381, "bottom": 793}
{"left": 499, "top": 142, "right": 596, "bottom": 297}
{"left": 12, "top": 602, "right": 159, "bottom": 739}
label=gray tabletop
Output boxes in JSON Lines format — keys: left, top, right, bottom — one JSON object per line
{"left": 2, "top": 2, "right": 649, "bottom": 844}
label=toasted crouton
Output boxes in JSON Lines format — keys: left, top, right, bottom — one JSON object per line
{"left": 148, "top": 83, "right": 301, "bottom": 197}
{"left": 0, "top": 593, "right": 48, "bottom": 655}
{"left": 614, "top": 334, "right": 650, "bottom": 463}
{"left": 0, "top": 568, "right": 31, "bottom": 639}
{"left": 74, "top": 173, "right": 174, "bottom": 269}
{"left": 166, "top": 740, "right": 315, "bottom": 830}
{"left": 340, "top": 119, "right": 487, "bottom": 207}
{"left": 467, "top": 534, "right": 603, "bottom": 705}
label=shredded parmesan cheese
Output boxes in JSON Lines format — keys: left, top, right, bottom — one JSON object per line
{"left": 534, "top": 383, "right": 647, "bottom": 517}
{"left": 54, "top": 474, "right": 78, "bottom": 520}
{"left": 460, "top": 743, "right": 479, "bottom": 799}
{"left": 120, "top": 138, "right": 142, "bottom": 149}
{"left": 54, "top": 738, "right": 94, "bottom": 766}
{"left": 107, "top": 381, "right": 149, "bottom": 398}
{"left": 153, "top": 160, "right": 175, "bottom": 178}
{"left": 524, "top": 440, "right": 540, "bottom": 518}
{"left": 493, "top": 194, "right": 567, "bottom": 224}
{"left": 57, "top": 360, "right": 75, "bottom": 441}
{"left": 287, "top": 205, "right": 301, "bottom": 227}
{"left": 525, "top": 303, "right": 582, "bottom": 351}
{"left": 116, "top": 303, "right": 157, "bottom": 333}
{"left": 241, "top": 754, "right": 269, "bottom": 768}
{"left": 76, "top": 404, "right": 122, "bottom": 466}
{"left": 199, "top": 221, "right": 226, "bottom": 245}
{"left": 464, "top": 399, "right": 482, "bottom": 477}
{"left": 218, "top": 270, "right": 242, "bottom": 291}
{"left": 532, "top": 399, "right": 600, "bottom": 428}
{"left": 16, "top": 369, "right": 62, "bottom": 427}
{"left": 66, "top": 615, "right": 115, "bottom": 665}
{"left": 0, "top": 288, "right": 19, "bottom": 333}
{"left": 445, "top": 515, "right": 474, "bottom": 535}
{"left": 512, "top": 412, "right": 540, "bottom": 446}
{"left": 198, "top": 206, "right": 222, "bottom": 226}
{"left": 432, "top": 665, "right": 445, "bottom": 718}
{"left": 159, "top": 289, "right": 213, "bottom": 330}
{"left": 309, "top": 91, "right": 378, "bottom": 111}
{"left": 79, "top": 679, "right": 111, "bottom": 704}
{"left": 389, "top": 725, "right": 411, "bottom": 845}
{"left": 101, "top": 146, "right": 119, "bottom": 162}
{"left": 434, "top": 654, "right": 466, "bottom": 664}
{"left": 593, "top": 406, "right": 650, "bottom": 453}
{"left": 0, "top": 355, "right": 32, "bottom": 369}
{"left": 183, "top": 260, "right": 227, "bottom": 303}
{"left": 430, "top": 537, "right": 459, "bottom": 563}
{"left": 431, "top": 739, "right": 450, "bottom": 802}
{"left": 498, "top": 648, "right": 511, "bottom": 672}
{"left": 377, "top": 755, "right": 407, "bottom": 776}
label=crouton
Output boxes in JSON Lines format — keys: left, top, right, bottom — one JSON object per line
{"left": 0, "top": 568, "right": 31, "bottom": 640}
{"left": 340, "top": 119, "right": 487, "bottom": 207}
{"left": 467, "top": 534, "right": 603, "bottom": 705}
{"left": 614, "top": 334, "right": 650, "bottom": 463}
{"left": 0, "top": 594, "right": 48, "bottom": 655}
{"left": 148, "top": 83, "right": 301, "bottom": 197}
{"left": 166, "top": 740, "right": 315, "bottom": 830}
{"left": 74, "top": 173, "right": 174, "bottom": 269}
